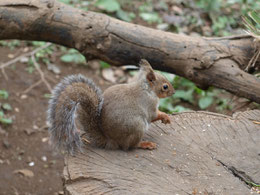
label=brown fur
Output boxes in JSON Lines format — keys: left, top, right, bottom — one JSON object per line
{"left": 47, "top": 59, "right": 174, "bottom": 153}
{"left": 101, "top": 60, "right": 174, "bottom": 150}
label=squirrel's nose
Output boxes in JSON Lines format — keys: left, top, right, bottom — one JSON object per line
{"left": 169, "top": 88, "right": 175, "bottom": 96}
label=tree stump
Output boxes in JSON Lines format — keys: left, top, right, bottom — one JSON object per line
{"left": 63, "top": 110, "right": 260, "bottom": 194}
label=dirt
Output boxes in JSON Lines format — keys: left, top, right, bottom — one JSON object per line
{"left": 0, "top": 44, "right": 112, "bottom": 195}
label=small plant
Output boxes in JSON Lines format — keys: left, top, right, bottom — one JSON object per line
{"left": 158, "top": 74, "right": 231, "bottom": 113}
{"left": 0, "top": 40, "right": 21, "bottom": 50}
{"left": 22, "top": 41, "right": 55, "bottom": 74}
{"left": 94, "top": 0, "right": 135, "bottom": 22}
{"left": 243, "top": 10, "right": 260, "bottom": 37}
{"left": 60, "top": 48, "right": 86, "bottom": 64}
{"left": 216, "top": 98, "right": 231, "bottom": 111}
{"left": 242, "top": 10, "right": 260, "bottom": 72}
{"left": 95, "top": 0, "right": 120, "bottom": 12}
{"left": 0, "top": 90, "right": 9, "bottom": 99}
{"left": 138, "top": 2, "right": 162, "bottom": 24}
{"left": 193, "top": 0, "right": 260, "bottom": 36}
{"left": 159, "top": 97, "right": 190, "bottom": 113}
{"left": 99, "top": 61, "right": 111, "bottom": 69}
{"left": 26, "top": 58, "right": 35, "bottom": 74}
{"left": 0, "top": 90, "right": 13, "bottom": 125}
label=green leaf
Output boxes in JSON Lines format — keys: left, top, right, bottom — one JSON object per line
{"left": 57, "top": 0, "right": 71, "bottom": 4}
{"left": 2, "top": 103, "right": 12, "bottom": 111}
{"left": 95, "top": 0, "right": 120, "bottom": 12}
{"left": 0, "top": 41, "right": 8, "bottom": 46}
{"left": 116, "top": 9, "right": 135, "bottom": 22}
{"left": 156, "top": 1, "right": 168, "bottom": 11}
{"left": 0, "top": 117, "right": 13, "bottom": 124}
{"left": 173, "top": 76, "right": 195, "bottom": 89}
{"left": 26, "top": 66, "right": 35, "bottom": 74}
{"left": 159, "top": 97, "right": 175, "bottom": 113}
{"left": 173, "top": 89, "right": 194, "bottom": 103}
{"left": 206, "top": 90, "right": 219, "bottom": 97}
{"left": 60, "top": 54, "right": 74, "bottom": 62}
{"left": 138, "top": 3, "right": 153, "bottom": 13}
{"left": 172, "top": 105, "right": 190, "bottom": 113}
{"left": 207, "top": 0, "right": 220, "bottom": 12}
{"left": 60, "top": 53, "right": 86, "bottom": 64}
{"left": 129, "top": 70, "right": 137, "bottom": 77}
{"left": 7, "top": 40, "right": 20, "bottom": 50}
{"left": 194, "top": 87, "right": 205, "bottom": 95}
{"left": 199, "top": 96, "right": 213, "bottom": 109}
{"left": 182, "top": 79, "right": 196, "bottom": 88}
{"left": 216, "top": 98, "right": 231, "bottom": 111}
{"left": 243, "top": 15, "right": 257, "bottom": 32}
{"left": 139, "top": 12, "right": 162, "bottom": 24}
{"left": 0, "top": 40, "right": 20, "bottom": 49}
{"left": 99, "top": 61, "right": 111, "bottom": 69}
{"left": 249, "top": 11, "right": 260, "bottom": 25}
{"left": 0, "top": 90, "right": 9, "bottom": 99}
{"left": 32, "top": 41, "right": 47, "bottom": 47}
{"left": 0, "top": 110, "right": 12, "bottom": 124}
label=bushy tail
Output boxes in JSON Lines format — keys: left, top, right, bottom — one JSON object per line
{"left": 47, "top": 74, "right": 106, "bottom": 154}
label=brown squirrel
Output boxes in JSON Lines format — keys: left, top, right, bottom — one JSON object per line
{"left": 47, "top": 59, "right": 174, "bottom": 154}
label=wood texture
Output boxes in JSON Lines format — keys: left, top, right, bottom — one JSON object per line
{"left": 0, "top": 0, "right": 260, "bottom": 103}
{"left": 64, "top": 110, "right": 260, "bottom": 194}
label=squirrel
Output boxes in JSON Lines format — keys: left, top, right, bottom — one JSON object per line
{"left": 47, "top": 59, "right": 175, "bottom": 154}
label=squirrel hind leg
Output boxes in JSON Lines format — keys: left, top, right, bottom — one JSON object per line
{"left": 120, "top": 133, "right": 143, "bottom": 151}
{"left": 137, "top": 141, "right": 157, "bottom": 150}
{"left": 104, "top": 139, "right": 119, "bottom": 150}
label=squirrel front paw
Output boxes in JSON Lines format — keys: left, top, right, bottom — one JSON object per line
{"left": 138, "top": 141, "right": 157, "bottom": 150}
{"left": 161, "top": 114, "right": 171, "bottom": 124}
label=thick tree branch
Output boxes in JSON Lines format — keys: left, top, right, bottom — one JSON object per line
{"left": 0, "top": 0, "right": 260, "bottom": 103}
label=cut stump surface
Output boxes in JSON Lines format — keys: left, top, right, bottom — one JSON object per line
{"left": 63, "top": 110, "right": 260, "bottom": 194}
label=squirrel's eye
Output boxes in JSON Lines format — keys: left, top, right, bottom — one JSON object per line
{"left": 163, "top": 84, "right": 168, "bottom": 90}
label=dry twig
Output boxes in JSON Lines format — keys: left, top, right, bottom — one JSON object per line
{"left": 22, "top": 80, "right": 42, "bottom": 94}
{"left": 0, "top": 42, "right": 53, "bottom": 93}
{"left": 252, "top": 121, "right": 260, "bottom": 125}
{"left": 31, "top": 55, "right": 52, "bottom": 92}
{"left": 232, "top": 100, "right": 252, "bottom": 113}
{"left": 245, "top": 49, "right": 260, "bottom": 72}
{"left": 1, "top": 68, "right": 8, "bottom": 80}
{"left": 0, "top": 43, "right": 52, "bottom": 79}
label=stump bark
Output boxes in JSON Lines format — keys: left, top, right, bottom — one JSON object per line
{"left": 63, "top": 110, "right": 260, "bottom": 195}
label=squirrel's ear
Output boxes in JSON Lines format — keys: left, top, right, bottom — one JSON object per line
{"left": 139, "top": 59, "right": 152, "bottom": 70}
{"left": 139, "top": 59, "right": 156, "bottom": 82}
{"left": 146, "top": 70, "right": 156, "bottom": 82}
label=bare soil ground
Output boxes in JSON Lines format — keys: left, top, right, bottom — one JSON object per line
{"left": 0, "top": 44, "right": 112, "bottom": 195}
